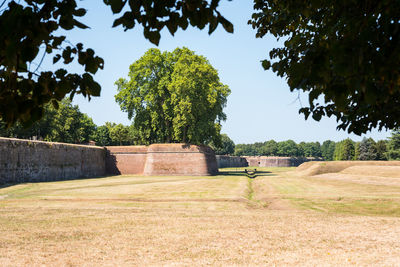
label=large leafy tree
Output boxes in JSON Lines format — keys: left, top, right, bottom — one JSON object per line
{"left": 0, "top": 0, "right": 104, "bottom": 127}
{"left": 358, "top": 137, "right": 378, "bottom": 160}
{"left": 386, "top": 129, "right": 400, "bottom": 160}
{"left": 298, "top": 141, "right": 322, "bottom": 157}
{"left": 46, "top": 98, "right": 96, "bottom": 143}
{"left": 92, "top": 125, "right": 112, "bottom": 146}
{"left": 208, "top": 133, "right": 235, "bottom": 155}
{"left": 375, "top": 140, "right": 388, "bottom": 160}
{"left": 334, "top": 139, "right": 355, "bottom": 160}
{"left": 263, "top": 140, "right": 278, "bottom": 156}
{"left": 277, "top": 140, "right": 299, "bottom": 157}
{"left": 108, "top": 123, "right": 131, "bottom": 146}
{"left": 0, "top": 0, "right": 232, "bottom": 127}
{"left": 115, "top": 47, "right": 230, "bottom": 145}
{"left": 0, "top": 98, "right": 96, "bottom": 143}
{"left": 250, "top": 0, "right": 400, "bottom": 134}
{"left": 321, "top": 140, "right": 336, "bottom": 161}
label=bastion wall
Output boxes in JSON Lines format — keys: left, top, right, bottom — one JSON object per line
{"left": 215, "top": 155, "right": 249, "bottom": 168}
{"left": 244, "top": 156, "right": 314, "bottom": 167}
{"left": 0, "top": 137, "right": 314, "bottom": 184}
{"left": 106, "top": 143, "right": 218, "bottom": 176}
{"left": 0, "top": 137, "right": 106, "bottom": 184}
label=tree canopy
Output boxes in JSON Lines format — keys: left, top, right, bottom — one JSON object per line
{"left": 115, "top": 47, "right": 230, "bottom": 145}
{"left": 0, "top": 98, "right": 96, "bottom": 144}
{"left": 358, "top": 137, "right": 378, "bottom": 160}
{"left": 250, "top": 0, "right": 400, "bottom": 134}
{"left": 334, "top": 139, "right": 355, "bottom": 160}
{"left": 2, "top": 0, "right": 400, "bottom": 135}
{"left": 208, "top": 133, "right": 235, "bottom": 155}
{"left": 0, "top": 0, "right": 232, "bottom": 127}
{"left": 387, "top": 129, "right": 400, "bottom": 160}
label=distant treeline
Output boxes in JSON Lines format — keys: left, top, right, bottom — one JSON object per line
{"left": 234, "top": 135, "right": 400, "bottom": 161}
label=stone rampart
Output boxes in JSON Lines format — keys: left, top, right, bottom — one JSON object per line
{"left": 216, "top": 155, "right": 248, "bottom": 168}
{"left": 105, "top": 146, "right": 147, "bottom": 175}
{"left": 0, "top": 137, "right": 105, "bottom": 184}
{"left": 143, "top": 144, "right": 218, "bottom": 176}
{"left": 106, "top": 143, "right": 218, "bottom": 176}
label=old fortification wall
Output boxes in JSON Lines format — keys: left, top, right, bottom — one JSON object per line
{"left": 105, "top": 146, "right": 147, "bottom": 175}
{"left": 215, "top": 155, "right": 248, "bottom": 168}
{"left": 144, "top": 144, "right": 218, "bottom": 176}
{"left": 106, "top": 144, "right": 218, "bottom": 176}
{"left": 0, "top": 137, "right": 105, "bottom": 184}
{"left": 244, "top": 156, "right": 313, "bottom": 167}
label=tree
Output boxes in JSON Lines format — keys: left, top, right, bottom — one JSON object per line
{"left": 263, "top": 140, "right": 278, "bottom": 156}
{"left": 109, "top": 123, "right": 130, "bottom": 146}
{"left": 277, "top": 140, "right": 299, "bottom": 157}
{"left": 115, "top": 47, "right": 230, "bottom": 145}
{"left": 375, "top": 140, "right": 388, "bottom": 160}
{"left": 92, "top": 125, "right": 112, "bottom": 146}
{"left": 354, "top": 142, "right": 361, "bottom": 160}
{"left": 208, "top": 134, "right": 235, "bottom": 155}
{"left": 0, "top": 103, "right": 56, "bottom": 140}
{"left": 297, "top": 142, "right": 307, "bottom": 157}
{"left": 321, "top": 140, "right": 336, "bottom": 161}
{"left": 386, "top": 129, "right": 400, "bottom": 160}
{"left": 250, "top": 0, "right": 400, "bottom": 134}
{"left": 234, "top": 144, "right": 247, "bottom": 156}
{"left": 334, "top": 139, "right": 355, "bottom": 160}
{"left": 0, "top": 98, "right": 96, "bottom": 144}
{"left": 48, "top": 99, "right": 96, "bottom": 143}
{"left": 358, "top": 137, "right": 378, "bottom": 160}
{"left": 298, "top": 142, "right": 322, "bottom": 157}
{"left": 0, "top": 0, "right": 232, "bottom": 127}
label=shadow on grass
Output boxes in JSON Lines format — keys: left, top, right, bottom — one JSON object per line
{"left": 218, "top": 170, "right": 276, "bottom": 179}
{"left": 0, "top": 174, "right": 116, "bottom": 190}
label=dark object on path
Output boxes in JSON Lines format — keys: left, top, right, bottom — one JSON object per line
{"left": 245, "top": 168, "right": 257, "bottom": 179}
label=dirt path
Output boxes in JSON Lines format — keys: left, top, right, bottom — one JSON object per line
{"left": 250, "top": 173, "right": 295, "bottom": 210}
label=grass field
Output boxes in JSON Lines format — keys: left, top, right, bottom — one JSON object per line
{"left": 1, "top": 167, "right": 400, "bottom": 266}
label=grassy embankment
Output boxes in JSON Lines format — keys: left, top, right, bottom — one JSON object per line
{"left": 0, "top": 164, "right": 399, "bottom": 265}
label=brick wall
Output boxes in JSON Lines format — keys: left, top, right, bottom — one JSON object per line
{"left": 105, "top": 146, "right": 147, "bottom": 175}
{"left": 215, "top": 155, "right": 248, "bottom": 168}
{"left": 106, "top": 143, "right": 218, "bottom": 176}
{"left": 143, "top": 144, "right": 218, "bottom": 176}
{"left": 0, "top": 137, "right": 105, "bottom": 184}
{"left": 244, "top": 156, "right": 313, "bottom": 167}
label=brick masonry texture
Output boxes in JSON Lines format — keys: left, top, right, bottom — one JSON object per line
{"left": 106, "top": 143, "right": 218, "bottom": 176}
{"left": 244, "top": 156, "right": 314, "bottom": 167}
{"left": 144, "top": 144, "right": 218, "bottom": 176}
{"left": 1, "top": 137, "right": 314, "bottom": 184}
{"left": 105, "top": 146, "right": 147, "bottom": 175}
{"left": 0, "top": 137, "right": 106, "bottom": 184}
{"left": 215, "top": 155, "right": 249, "bottom": 168}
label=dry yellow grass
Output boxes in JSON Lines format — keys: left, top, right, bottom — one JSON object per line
{"left": 1, "top": 168, "right": 400, "bottom": 266}
{"left": 341, "top": 165, "right": 400, "bottom": 178}
{"left": 295, "top": 160, "right": 400, "bottom": 176}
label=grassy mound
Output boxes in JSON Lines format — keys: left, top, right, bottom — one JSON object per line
{"left": 341, "top": 165, "right": 400, "bottom": 178}
{"left": 295, "top": 161, "right": 400, "bottom": 176}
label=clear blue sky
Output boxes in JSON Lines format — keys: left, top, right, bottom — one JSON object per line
{"left": 43, "top": 1, "right": 391, "bottom": 144}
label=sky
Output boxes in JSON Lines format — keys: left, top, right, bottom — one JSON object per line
{"left": 41, "top": 1, "right": 392, "bottom": 144}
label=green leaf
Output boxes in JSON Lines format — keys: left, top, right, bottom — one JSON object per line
{"left": 53, "top": 54, "right": 61, "bottom": 64}
{"left": 261, "top": 60, "right": 271, "bottom": 70}
{"left": 219, "top": 16, "right": 233, "bottom": 33}
{"left": 108, "top": 0, "right": 127, "bottom": 14}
